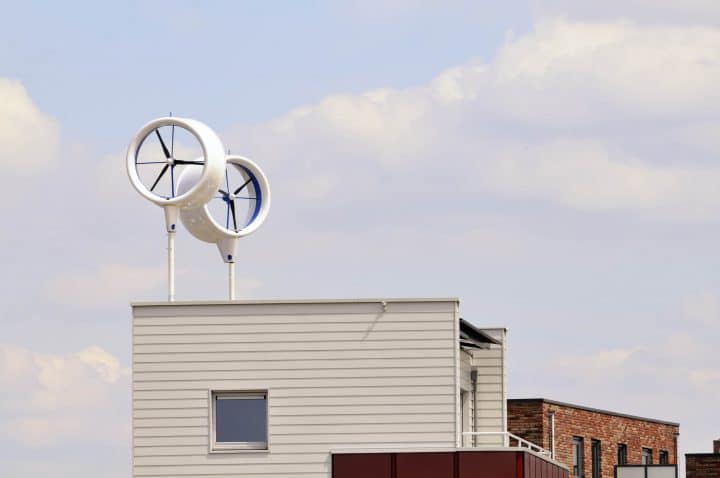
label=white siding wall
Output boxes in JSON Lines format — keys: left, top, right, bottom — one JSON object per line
{"left": 459, "top": 349, "right": 473, "bottom": 446}
{"left": 132, "top": 299, "right": 459, "bottom": 478}
{"left": 469, "top": 327, "right": 507, "bottom": 446}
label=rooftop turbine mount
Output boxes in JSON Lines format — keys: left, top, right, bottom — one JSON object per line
{"left": 126, "top": 117, "right": 226, "bottom": 301}
{"left": 177, "top": 155, "right": 271, "bottom": 299}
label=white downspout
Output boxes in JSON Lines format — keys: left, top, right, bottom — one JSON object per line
{"left": 550, "top": 411, "right": 556, "bottom": 460}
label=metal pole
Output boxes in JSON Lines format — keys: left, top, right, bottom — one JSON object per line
{"left": 228, "top": 261, "right": 236, "bottom": 300}
{"left": 168, "top": 231, "right": 176, "bottom": 302}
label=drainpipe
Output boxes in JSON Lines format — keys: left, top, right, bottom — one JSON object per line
{"left": 549, "top": 411, "right": 556, "bottom": 460}
{"left": 471, "top": 369, "right": 478, "bottom": 447}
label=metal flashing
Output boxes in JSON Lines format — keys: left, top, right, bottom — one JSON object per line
{"left": 131, "top": 297, "right": 461, "bottom": 307}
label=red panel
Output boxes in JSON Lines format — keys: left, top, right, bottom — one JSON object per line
{"left": 525, "top": 454, "right": 536, "bottom": 478}
{"left": 396, "top": 452, "right": 455, "bottom": 478}
{"left": 332, "top": 451, "right": 568, "bottom": 478}
{"left": 332, "top": 453, "right": 392, "bottom": 478}
{"left": 458, "top": 450, "right": 519, "bottom": 478}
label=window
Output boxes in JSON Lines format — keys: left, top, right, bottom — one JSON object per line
{"left": 211, "top": 391, "right": 268, "bottom": 451}
{"left": 573, "top": 437, "right": 584, "bottom": 478}
{"left": 591, "top": 440, "right": 601, "bottom": 478}
{"left": 642, "top": 448, "right": 653, "bottom": 465}
{"left": 618, "top": 444, "right": 627, "bottom": 465}
{"left": 659, "top": 450, "right": 669, "bottom": 465}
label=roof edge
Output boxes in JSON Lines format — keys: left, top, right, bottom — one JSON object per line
{"left": 131, "top": 297, "right": 461, "bottom": 307}
{"left": 508, "top": 398, "right": 680, "bottom": 427}
{"left": 460, "top": 318, "right": 502, "bottom": 345}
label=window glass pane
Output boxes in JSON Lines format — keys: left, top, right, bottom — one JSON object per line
{"left": 642, "top": 448, "right": 652, "bottom": 465}
{"left": 573, "top": 437, "right": 584, "bottom": 478}
{"left": 592, "top": 440, "right": 601, "bottom": 478}
{"left": 618, "top": 444, "right": 627, "bottom": 465}
{"left": 215, "top": 395, "right": 267, "bottom": 443}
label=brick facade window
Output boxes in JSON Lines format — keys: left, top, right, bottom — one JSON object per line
{"left": 591, "top": 440, "right": 602, "bottom": 478}
{"left": 507, "top": 399, "right": 679, "bottom": 478}
{"left": 618, "top": 444, "right": 627, "bottom": 465}
{"left": 642, "top": 448, "right": 653, "bottom": 464}
{"left": 573, "top": 436, "right": 584, "bottom": 478}
{"left": 659, "top": 450, "right": 669, "bottom": 465}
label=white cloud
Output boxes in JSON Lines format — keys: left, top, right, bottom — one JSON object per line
{"left": 683, "top": 290, "right": 720, "bottom": 327}
{"left": 46, "top": 264, "right": 166, "bottom": 307}
{"left": 0, "top": 344, "right": 129, "bottom": 448}
{"left": 0, "top": 79, "right": 60, "bottom": 175}
{"left": 230, "top": 18, "right": 720, "bottom": 221}
{"left": 535, "top": 0, "right": 720, "bottom": 26}
{"left": 478, "top": 140, "right": 720, "bottom": 219}
{"left": 555, "top": 347, "right": 638, "bottom": 373}
{"left": 689, "top": 368, "right": 720, "bottom": 388}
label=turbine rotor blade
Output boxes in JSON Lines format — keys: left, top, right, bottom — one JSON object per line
{"left": 230, "top": 200, "right": 238, "bottom": 230}
{"left": 234, "top": 178, "right": 253, "bottom": 195}
{"left": 155, "top": 130, "right": 171, "bottom": 159}
{"left": 150, "top": 164, "right": 169, "bottom": 192}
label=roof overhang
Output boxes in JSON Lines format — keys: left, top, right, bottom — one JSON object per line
{"left": 460, "top": 318, "right": 502, "bottom": 350}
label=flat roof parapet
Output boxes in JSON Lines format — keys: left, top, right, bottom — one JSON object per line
{"left": 509, "top": 398, "right": 679, "bottom": 427}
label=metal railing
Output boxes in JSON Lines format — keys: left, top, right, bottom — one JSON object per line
{"left": 461, "top": 431, "right": 553, "bottom": 458}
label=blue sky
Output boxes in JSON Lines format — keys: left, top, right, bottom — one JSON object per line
{"left": 1, "top": 1, "right": 530, "bottom": 139}
{"left": 2, "top": 1, "right": 720, "bottom": 477}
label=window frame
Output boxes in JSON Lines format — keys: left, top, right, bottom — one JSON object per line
{"left": 209, "top": 390, "right": 269, "bottom": 453}
{"left": 573, "top": 436, "right": 585, "bottom": 478}
{"left": 591, "top": 439, "right": 601, "bottom": 478}
{"left": 642, "top": 447, "right": 653, "bottom": 465}
{"left": 617, "top": 443, "right": 627, "bottom": 465}
{"left": 659, "top": 450, "right": 669, "bottom": 465}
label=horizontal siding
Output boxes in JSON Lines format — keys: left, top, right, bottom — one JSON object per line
{"left": 134, "top": 319, "right": 452, "bottom": 334}
{"left": 134, "top": 385, "right": 456, "bottom": 400}
{"left": 133, "top": 312, "right": 450, "bottom": 326}
{"left": 134, "top": 348, "right": 453, "bottom": 363}
{"left": 133, "top": 300, "right": 458, "bottom": 478}
{"left": 460, "top": 350, "right": 472, "bottom": 447}
{"left": 134, "top": 330, "right": 453, "bottom": 345}
{"left": 470, "top": 328, "right": 506, "bottom": 447}
{"left": 457, "top": 327, "right": 507, "bottom": 448}
{"left": 133, "top": 375, "right": 459, "bottom": 391}
{"left": 134, "top": 339, "right": 449, "bottom": 354}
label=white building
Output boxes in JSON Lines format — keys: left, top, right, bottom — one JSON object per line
{"left": 132, "top": 298, "right": 508, "bottom": 477}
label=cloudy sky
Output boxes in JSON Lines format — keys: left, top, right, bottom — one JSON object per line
{"left": 1, "top": 1, "right": 720, "bottom": 476}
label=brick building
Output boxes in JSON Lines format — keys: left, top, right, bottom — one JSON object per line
{"left": 686, "top": 440, "right": 720, "bottom": 478}
{"left": 507, "top": 398, "right": 679, "bottom": 478}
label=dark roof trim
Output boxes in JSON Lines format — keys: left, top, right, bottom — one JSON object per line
{"left": 460, "top": 319, "right": 502, "bottom": 348}
{"left": 508, "top": 398, "right": 680, "bottom": 427}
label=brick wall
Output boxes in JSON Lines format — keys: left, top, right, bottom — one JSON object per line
{"left": 508, "top": 399, "right": 679, "bottom": 478}
{"left": 507, "top": 400, "right": 544, "bottom": 448}
{"left": 686, "top": 454, "right": 720, "bottom": 478}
